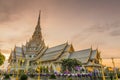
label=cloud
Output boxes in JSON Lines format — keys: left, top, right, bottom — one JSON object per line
{"left": 87, "top": 24, "right": 110, "bottom": 33}
{"left": 110, "top": 30, "right": 120, "bottom": 36}
{"left": 86, "top": 22, "right": 120, "bottom": 37}
{"left": 0, "top": 0, "right": 36, "bottom": 23}
{"left": 0, "top": 0, "right": 18, "bottom": 23}
{"left": 1, "top": 49, "right": 10, "bottom": 54}
{"left": 70, "top": 22, "right": 120, "bottom": 50}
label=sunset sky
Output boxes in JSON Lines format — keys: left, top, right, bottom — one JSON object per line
{"left": 0, "top": 0, "right": 120, "bottom": 67}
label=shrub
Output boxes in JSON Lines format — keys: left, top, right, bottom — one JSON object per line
{"left": 20, "top": 74, "right": 28, "bottom": 80}
{"left": 61, "top": 59, "right": 82, "bottom": 72}
{"left": 9, "top": 74, "right": 13, "bottom": 76}
{"left": 49, "top": 74, "right": 56, "bottom": 79}
{"left": 67, "top": 77, "right": 73, "bottom": 80}
{"left": 29, "top": 73, "right": 35, "bottom": 78}
{"left": 4, "top": 74, "right": 10, "bottom": 79}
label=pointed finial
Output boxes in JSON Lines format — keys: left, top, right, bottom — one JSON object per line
{"left": 37, "top": 10, "right": 41, "bottom": 25}
{"left": 14, "top": 45, "right": 16, "bottom": 52}
{"left": 11, "top": 48, "right": 12, "bottom": 53}
{"left": 66, "top": 40, "right": 68, "bottom": 44}
{"left": 96, "top": 45, "right": 99, "bottom": 50}
{"left": 15, "top": 44, "right": 16, "bottom": 48}
{"left": 91, "top": 45, "right": 92, "bottom": 50}
{"left": 96, "top": 45, "right": 99, "bottom": 53}
{"left": 22, "top": 43, "right": 24, "bottom": 47}
{"left": 70, "top": 41, "right": 72, "bottom": 45}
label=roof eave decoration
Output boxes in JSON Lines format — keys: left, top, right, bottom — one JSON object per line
{"left": 69, "top": 44, "right": 75, "bottom": 53}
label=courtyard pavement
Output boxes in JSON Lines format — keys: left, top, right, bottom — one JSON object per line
{"left": 0, "top": 76, "right": 120, "bottom": 80}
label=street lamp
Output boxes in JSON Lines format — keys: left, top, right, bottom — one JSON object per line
{"left": 100, "top": 58, "right": 106, "bottom": 80}
{"left": 25, "top": 59, "right": 29, "bottom": 74}
{"left": 111, "top": 58, "right": 118, "bottom": 80}
{"left": 16, "top": 58, "right": 23, "bottom": 80}
{"left": 22, "top": 59, "right": 25, "bottom": 66}
{"left": 16, "top": 59, "right": 20, "bottom": 80}
{"left": 21, "top": 59, "right": 25, "bottom": 73}
{"left": 37, "top": 60, "right": 41, "bottom": 80}
{"left": 12, "top": 60, "right": 16, "bottom": 78}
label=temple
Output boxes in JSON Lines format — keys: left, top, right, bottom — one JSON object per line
{"left": 8, "top": 12, "right": 101, "bottom": 73}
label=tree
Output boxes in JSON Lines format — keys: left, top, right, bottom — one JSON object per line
{"left": 0, "top": 51, "right": 5, "bottom": 66}
{"left": 61, "top": 58, "right": 82, "bottom": 72}
{"left": 20, "top": 74, "right": 28, "bottom": 80}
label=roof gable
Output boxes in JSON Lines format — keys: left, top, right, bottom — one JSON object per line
{"left": 90, "top": 50, "right": 97, "bottom": 60}
{"left": 45, "top": 43, "right": 67, "bottom": 54}
{"left": 40, "top": 43, "right": 69, "bottom": 62}
{"left": 69, "top": 48, "right": 91, "bottom": 63}
{"left": 11, "top": 46, "right": 25, "bottom": 58}
{"left": 64, "top": 44, "right": 74, "bottom": 53}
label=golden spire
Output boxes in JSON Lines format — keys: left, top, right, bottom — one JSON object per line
{"left": 37, "top": 10, "right": 41, "bottom": 26}
{"left": 32, "top": 11, "right": 42, "bottom": 40}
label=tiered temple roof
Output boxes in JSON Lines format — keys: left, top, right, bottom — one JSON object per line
{"left": 69, "top": 48, "right": 100, "bottom": 65}
{"left": 69, "top": 48, "right": 92, "bottom": 64}
{"left": 8, "top": 12, "right": 101, "bottom": 68}
{"left": 40, "top": 43, "right": 69, "bottom": 62}
{"left": 90, "top": 50, "right": 98, "bottom": 60}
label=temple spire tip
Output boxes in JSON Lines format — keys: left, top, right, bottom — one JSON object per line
{"left": 37, "top": 10, "right": 41, "bottom": 25}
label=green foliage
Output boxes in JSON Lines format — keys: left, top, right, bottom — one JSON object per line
{"left": 46, "top": 66, "right": 49, "bottom": 73}
{"left": 118, "top": 73, "right": 120, "bottom": 78}
{"left": 41, "top": 66, "right": 49, "bottom": 73}
{"left": 28, "top": 68, "right": 35, "bottom": 74}
{"left": 29, "top": 73, "right": 35, "bottom": 78}
{"left": 0, "top": 52, "right": 5, "bottom": 66}
{"left": 20, "top": 74, "right": 28, "bottom": 80}
{"left": 50, "top": 65, "right": 54, "bottom": 73}
{"left": 109, "top": 72, "right": 114, "bottom": 76}
{"left": 49, "top": 74, "right": 56, "bottom": 79}
{"left": 19, "top": 70, "right": 24, "bottom": 76}
{"left": 40, "top": 66, "right": 43, "bottom": 73}
{"left": 61, "top": 58, "right": 82, "bottom": 72}
{"left": 9, "top": 74, "right": 13, "bottom": 76}
{"left": 4, "top": 74, "right": 10, "bottom": 79}
{"left": 67, "top": 77, "right": 73, "bottom": 80}
{"left": 42, "top": 66, "right": 45, "bottom": 72}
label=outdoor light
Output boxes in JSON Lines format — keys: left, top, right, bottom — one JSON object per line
{"left": 16, "top": 59, "right": 20, "bottom": 80}
{"left": 111, "top": 58, "right": 118, "bottom": 80}
{"left": 37, "top": 61, "right": 41, "bottom": 80}
{"left": 100, "top": 58, "right": 105, "bottom": 80}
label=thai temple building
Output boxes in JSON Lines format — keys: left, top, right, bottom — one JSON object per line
{"left": 8, "top": 12, "right": 101, "bottom": 73}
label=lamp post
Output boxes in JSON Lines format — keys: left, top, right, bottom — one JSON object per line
{"left": 100, "top": 58, "right": 106, "bottom": 80}
{"left": 111, "top": 58, "right": 118, "bottom": 80}
{"left": 22, "top": 59, "right": 25, "bottom": 66}
{"left": 37, "top": 60, "right": 41, "bottom": 80}
{"left": 16, "top": 58, "right": 22, "bottom": 80}
{"left": 25, "top": 60, "right": 29, "bottom": 75}
{"left": 21, "top": 59, "right": 25, "bottom": 73}
{"left": 14, "top": 61, "right": 17, "bottom": 79}
{"left": 13, "top": 60, "right": 15, "bottom": 78}
{"left": 16, "top": 59, "right": 20, "bottom": 80}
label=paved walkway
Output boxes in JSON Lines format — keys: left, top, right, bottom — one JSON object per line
{"left": 2, "top": 77, "right": 120, "bottom": 80}
{"left": 10, "top": 77, "right": 36, "bottom": 80}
